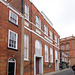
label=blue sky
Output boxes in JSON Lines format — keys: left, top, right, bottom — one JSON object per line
{"left": 32, "top": 0, "right": 75, "bottom": 38}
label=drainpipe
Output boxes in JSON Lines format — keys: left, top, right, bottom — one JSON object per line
{"left": 20, "top": 0, "right": 24, "bottom": 75}
{"left": 21, "top": 0, "right": 24, "bottom": 14}
{"left": 20, "top": 17, "right": 24, "bottom": 75}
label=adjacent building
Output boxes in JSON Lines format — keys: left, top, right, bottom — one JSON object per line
{"left": 0, "top": 0, "right": 60, "bottom": 75}
{"left": 60, "top": 36, "right": 75, "bottom": 67}
{"left": 60, "top": 49, "right": 69, "bottom": 69}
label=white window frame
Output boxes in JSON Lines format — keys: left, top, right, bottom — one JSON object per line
{"left": 24, "top": 34, "right": 29, "bottom": 61}
{"left": 35, "top": 40, "right": 42, "bottom": 56}
{"left": 8, "top": 57, "right": 16, "bottom": 75}
{"left": 8, "top": 30, "right": 18, "bottom": 50}
{"left": 36, "top": 15, "right": 41, "bottom": 29}
{"left": 44, "top": 24, "right": 48, "bottom": 36}
{"left": 55, "top": 50, "right": 58, "bottom": 60}
{"left": 66, "top": 44, "right": 69, "bottom": 49}
{"left": 58, "top": 38, "right": 60, "bottom": 45}
{"left": 50, "top": 30, "right": 53, "bottom": 39}
{"left": 55, "top": 35, "right": 57, "bottom": 43}
{"left": 9, "top": 10, "right": 18, "bottom": 25}
{"left": 50, "top": 48, "right": 53, "bottom": 63}
{"left": 45, "top": 45, "right": 48, "bottom": 62}
{"left": 25, "top": 4, "right": 29, "bottom": 20}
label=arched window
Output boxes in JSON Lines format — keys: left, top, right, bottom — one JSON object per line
{"left": 50, "top": 48, "right": 53, "bottom": 63}
{"left": 44, "top": 24, "right": 48, "bottom": 35}
{"left": 24, "top": 34, "right": 29, "bottom": 60}
{"left": 35, "top": 40, "right": 42, "bottom": 56}
{"left": 8, "top": 57, "right": 16, "bottom": 62}
{"left": 66, "top": 44, "right": 69, "bottom": 49}
{"left": 50, "top": 30, "right": 53, "bottom": 39}
{"left": 25, "top": 4, "right": 29, "bottom": 19}
{"left": 55, "top": 50, "right": 58, "bottom": 60}
{"left": 36, "top": 15, "right": 41, "bottom": 29}
{"left": 55, "top": 35, "right": 57, "bottom": 43}
{"left": 45, "top": 45, "right": 48, "bottom": 62}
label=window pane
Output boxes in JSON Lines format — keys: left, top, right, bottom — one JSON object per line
{"left": 36, "top": 16, "right": 41, "bottom": 29}
{"left": 9, "top": 10, "right": 18, "bottom": 25}
{"left": 25, "top": 4, "right": 29, "bottom": 19}
{"left": 66, "top": 44, "right": 69, "bottom": 49}
{"left": 35, "top": 40, "right": 42, "bottom": 56}
{"left": 45, "top": 45, "right": 48, "bottom": 62}
{"left": 24, "top": 34, "right": 29, "bottom": 60}
{"left": 8, "top": 30, "right": 17, "bottom": 49}
{"left": 44, "top": 25, "right": 48, "bottom": 35}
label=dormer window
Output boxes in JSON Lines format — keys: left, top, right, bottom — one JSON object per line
{"left": 36, "top": 15, "right": 41, "bottom": 29}
{"left": 25, "top": 4, "right": 29, "bottom": 20}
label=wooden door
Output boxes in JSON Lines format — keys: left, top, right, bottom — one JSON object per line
{"left": 36, "top": 58, "right": 39, "bottom": 74}
{"left": 8, "top": 62, "right": 15, "bottom": 75}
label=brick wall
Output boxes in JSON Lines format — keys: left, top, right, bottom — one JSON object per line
{"left": 0, "top": 0, "right": 60, "bottom": 75}
{"left": 0, "top": 2, "right": 21, "bottom": 75}
{"left": 23, "top": 0, "right": 60, "bottom": 75}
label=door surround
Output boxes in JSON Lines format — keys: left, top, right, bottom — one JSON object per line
{"left": 8, "top": 57, "right": 16, "bottom": 75}
{"left": 34, "top": 54, "right": 43, "bottom": 75}
{"left": 55, "top": 59, "right": 59, "bottom": 71}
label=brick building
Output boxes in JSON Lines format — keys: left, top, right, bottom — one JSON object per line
{"left": 0, "top": 0, "right": 23, "bottom": 75}
{"left": 0, "top": 0, "right": 60, "bottom": 75}
{"left": 60, "top": 49, "right": 69, "bottom": 69}
{"left": 60, "top": 36, "right": 75, "bottom": 67}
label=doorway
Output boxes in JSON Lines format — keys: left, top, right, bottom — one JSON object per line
{"left": 34, "top": 55, "right": 43, "bottom": 75}
{"left": 36, "top": 58, "right": 39, "bottom": 74}
{"left": 55, "top": 60, "right": 59, "bottom": 71}
{"left": 8, "top": 57, "right": 16, "bottom": 75}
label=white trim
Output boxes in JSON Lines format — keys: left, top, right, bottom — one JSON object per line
{"left": 34, "top": 54, "right": 43, "bottom": 75}
{"left": 9, "top": 10, "right": 18, "bottom": 25}
{"left": 45, "top": 45, "right": 49, "bottom": 62}
{"left": 0, "top": 0, "right": 23, "bottom": 18}
{"left": 26, "top": 19, "right": 59, "bottom": 45}
{"left": 24, "top": 59, "right": 29, "bottom": 61}
{"left": 0, "top": 0, "right": 60, "bottom": 40}
{"left": 55, "top": 59, "right": 59, "bottom": 71}
{"left": 50, "top": 47, "right": 53, "bottom": 63}
{"left": 8, "top": 58, "right": 16, "bottom": 75}
{"left": 25, "top": 4, "right": 29, "bottom": 20}
{"left": 24, "top": 34, "right": 29, "bottom": 60}
{"left": 8, "top": 30, "right": 18, "bottom": 50}
{"left": 0, "top": 0, "right": 59, "bottom": 48}
{"left": 24, "top": 26, "right": 59, "bottom": 49}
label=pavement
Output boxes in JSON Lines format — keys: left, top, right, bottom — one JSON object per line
{"left": 40, "top": 68, "right": 74, "bottom": 75}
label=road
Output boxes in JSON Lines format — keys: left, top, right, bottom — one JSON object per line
{"left": 52, "top": 69, "right": 74, "bottom": 75}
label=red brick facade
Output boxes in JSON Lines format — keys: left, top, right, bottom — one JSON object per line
{"left": 0, "top": 0, "right": 60, "bottom": 75}
{"left": 0, "top": 1, "right": 22, "bottom": 75}
{"left": 60, "top": 36, "right": 75, "bottom": 66}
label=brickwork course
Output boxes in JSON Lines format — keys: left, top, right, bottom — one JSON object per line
{"left": 0, "top": 0, "right": 60, "bottom": 75}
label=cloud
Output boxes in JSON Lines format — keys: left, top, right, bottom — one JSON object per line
{"left": 32, "top": 0, "right": 75, "bottom": 38}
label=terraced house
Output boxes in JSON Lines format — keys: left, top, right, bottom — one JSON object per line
{"left": 0, "top": 0, "right": 60, "bottom": 75}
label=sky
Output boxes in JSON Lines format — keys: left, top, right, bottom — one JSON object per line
{"left": 32, "top": 0, "right": 75, "bottom": 38}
